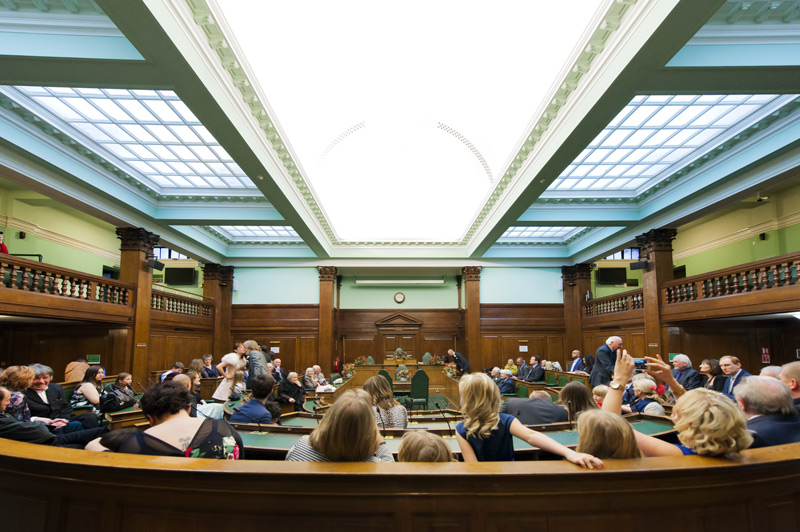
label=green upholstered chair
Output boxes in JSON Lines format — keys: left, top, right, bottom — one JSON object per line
{"left": 545, "top": 372, "right": 557, "bottom": 386}
{"left": 409, "top": 370, "right": 429, "bottom": 410}
{"left": 378, "top": 369, "right": 393, "bottom": 389}
{"left": 421, "top": 352, "right": 432, "bottom": 364}
{"left": 366, "top": 356, "right": 375, "bottom": 365}
{"left": 517, "top": 385, "right": 528, "bottom": 398}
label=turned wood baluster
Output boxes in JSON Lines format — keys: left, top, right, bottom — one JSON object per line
{"left": 0, "top": 262, "right": 6, "bottom": 288}
{"left": 759, "top": 268, "right": 768, "bottom": 290}
{"left": 783, "top": 262, "right": 792, "bottom": 285}
{"left": 72, "top": 278, "right": 80, "bottom": 298}
{"left": 789, "top": 262, "right": 797, "bottom": 285}
{"left": 722, "top": 275, "right": 730, "bottom": 295}
{"left": 31, "top": 269, "right": 40, "bottom": 292}
{"left": 20, "top": 267, "right": 30, "bottom": 290}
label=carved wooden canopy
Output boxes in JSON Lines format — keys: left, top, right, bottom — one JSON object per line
{"left": 375, "top": 312, "right": 423, "bottom": 330}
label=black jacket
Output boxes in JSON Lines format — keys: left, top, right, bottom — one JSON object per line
{"left": 24, "top": 384, "right": 73, "bottom": 420}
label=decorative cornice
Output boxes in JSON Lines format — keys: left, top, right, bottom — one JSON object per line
{"left": 0, "top": 215, "right": 120, "bottom": 261}
{"left": 635, "top": 228, "right": 677, "bottom": 254}
{"left": 116, "top": 227, "right": 160, "bottom": 253}
{"left": 561, "top": 263, "right": 593, "bottom": 285}
{"left": 495, "top": 227, "right": 594, "bottom": 246}
{"left": 318, "top": 266, "right": 337, "bottom": 282}
{"left": 202, "top": 263, "right": 234, "bottom": 284}
{"left": 462, "top": 266, "right": 482, "bottom": 282}
{"left": 201, "top": 225, "right": 304, "bottom": 246}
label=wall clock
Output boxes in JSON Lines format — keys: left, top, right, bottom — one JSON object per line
{"left": 394, "top": 292, "right": 405, "bottom": 304}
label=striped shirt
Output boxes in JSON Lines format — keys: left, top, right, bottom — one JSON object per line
{"left": 285, "top": 435, "right": 395, "bottom": 462}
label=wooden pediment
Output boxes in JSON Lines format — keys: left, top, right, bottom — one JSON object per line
{"left": 375, "top": 312, "right": 423, "bottom": 329}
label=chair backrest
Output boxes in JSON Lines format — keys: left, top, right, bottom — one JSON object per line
{"left": 421, "top": 352, "right": 432, "bottom": 364}
{"left": 378, "top": 369, "right": 393, "bottom": 388}
{"left": 366, "top": 356, "right": 375, "bottom": 365}
{"left": 410, "top": 370, "right": 429, "bottom": 395}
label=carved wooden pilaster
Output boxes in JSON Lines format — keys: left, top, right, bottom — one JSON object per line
{"left": 562, "top": 263, "right": 593, "bottom": 362}
{"left": 115, "top": 227, "right": 160, "bottom": 254}
{"left": 203, "top": 263, "right": 234, "bottom": 356}
{"left": 318, "top": 266, "right": 337, "bottom": 373}
{"left": 462, "top": 266, "right": 481, "bottom": 372}
{"left": 636, "top": 228, "right": 677, "bottom": 357}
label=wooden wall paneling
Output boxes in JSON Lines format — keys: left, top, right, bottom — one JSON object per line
{"left": 341, "top": 336, "right": 377, "bottom": 362}
{"left": 629, "top": 332, "right": 646, "bottom": 358}
{"left": 148, "top": 334, "right": 166, "bottom": 377}
{"left": 547, "top": 335, "right": 565, "bottom": 366}
{"left": 420, "top": 335, "right": 457, "bottom": 358}
{"left": 297, "top": 337, "right": 318, "bottom": 374}
{"left": 481, "top": 336, "right": 501, "bottom": 370}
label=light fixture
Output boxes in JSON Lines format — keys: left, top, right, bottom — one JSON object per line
{"left": 354, "top": 279, "right": 445, "bottom": 286}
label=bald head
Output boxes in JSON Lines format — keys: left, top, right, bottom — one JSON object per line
{"left": 172, "top": 373, "right": 192, "bottom": 391}
{"left": 780, "top": 361, "right": 800, "bottom": 398}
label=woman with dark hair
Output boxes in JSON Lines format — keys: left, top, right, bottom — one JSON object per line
{"left": 104, "top": 372, "right": 137, "bottom": 411}
{"left": 558, "top": 380, "right": 599, "bottom": 421}
{"left": 69, "top": 366, "right": 106, "bottom": 413}
{"left": 117, "top": 381, "right": 242, "bottom": 459}
{"left": 700, "top": 358, "right": 725, "bottom": 392}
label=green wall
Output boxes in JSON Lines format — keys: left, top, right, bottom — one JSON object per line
{"left": 480, "top": 267, "right": 563, "bottom": 304}
{"left": 339, "top": 276, "right": 457, "bottom": 309}
{"left": 233, "top": 267, "right": 319, "bottom": 304}
{"left": 591, "top": 262, "right": 643, "bottom": 298}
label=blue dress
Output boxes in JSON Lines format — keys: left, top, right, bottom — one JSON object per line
{"left": 456, "top": 413, "right": 515, "bottom": 461}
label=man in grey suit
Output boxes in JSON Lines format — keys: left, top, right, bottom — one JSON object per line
{"left": 671, "top": 354, "right": 705, "bottom": 391}
{"left": 499, "top": 391, "right": 568, "bottom": 425}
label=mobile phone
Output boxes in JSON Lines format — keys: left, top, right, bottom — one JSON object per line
{"left": 633, "top": 358, "right": 648, "bottom": 370}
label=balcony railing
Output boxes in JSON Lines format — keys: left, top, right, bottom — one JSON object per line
{"left": 662, "top": 252, "right": 800, "bottom": 304}
{"left": 151, "top": 287, "right": 213, "bottom": 318}
{"left": 583, "top": 289, "right": 644, "bottom": 316}
{"left": 0, "top": 255, "right": 132, "bottom": 306}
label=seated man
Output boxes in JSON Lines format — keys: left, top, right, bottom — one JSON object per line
{"left": 497, "top": 370, "right": 516, "bottom": 395}
{"left": 161, "top": 361, "right": 185, "bottom": 382}
{"left": 271, "top": 358, "right": 287, "bottom": 382}
{"left": 525, "top": 356, "right": 545, "bottom": 383}
{"left": 489, "top": 367, "right": 501, "bottom": 383}
{"left": 230, "top": 374, "right": 277, "bottom": 425}
{"left": 779, "top": 361, "right": 800, "bottom": 414}
{"left": 734, "top": 376, "right": 800, "bottom": 448}
{"left": 64, "top": 358, "right": 89, "bottom": 382}
{"left": 312, "top": 365, "right": 328, "bottom": 386}
{"left": 671, "top": 354, "right": 705, "bottom": 391}
{"left": 500, "top": 390, "right": 568, "bottom": 425}
{"left": 0, "top": 386, "right": 106, "bottom": 448}
{"left": 516, "top": 357, "right": 529, "bottom": 380}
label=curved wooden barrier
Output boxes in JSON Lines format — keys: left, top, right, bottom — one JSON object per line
{"left": 0, "top": 440, "right": 798, "bottom": 531}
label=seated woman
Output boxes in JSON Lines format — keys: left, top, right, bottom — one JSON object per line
{"left": 0, "top": 366, "right": 36, "bottom": 422}
{"left": 455, "top": 372, "right": 602, "bottom": 467}
{"left": 278, "top": 372, "right": 306, "bottom": 411}
{"left": 302, "top": 367, "right": 319, "bottom": 389}
{"left": 24, "top": 363, "right": 96, "bottom": 431}
{"left": 398, "top": 430, "right": 455, "bottom": 462}
{"left": 575, "top": 409, "right": 642, "bottom": 459}
{"left": 285, "top": 389, "right": 394, "bottom": 462}
{"left": 627, "top": 377, "right": 666, "bottom": 415}
{"left": 200, "top": 354, "right": 221, "bottom": 379}
{"left": 117, "top": 381, "right": 243, "bottom": 459}
{"left": 363, "top": 375, "right": 408, "bottom": 429}
{"left": 558, "top": 380, "right": 599, "bottom": 421}
{"left": 103, "top": 372, "right": 137, "bottom": 411}
{"left": 504, "top": 359, "right": 518, "bottom": 376}
{"left": 602, "top": 351, "right": 752, "bottom": 457}
{"left": 700, "top": 358, "right": 725, "bottom": 392}
{"left": 69, "top": 365, "right": 106, "bottom": 414}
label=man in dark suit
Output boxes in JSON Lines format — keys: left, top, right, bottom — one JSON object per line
{"left": 448, "top": 349, "right": 470, "bottom": 374}
{"left": 720, "top": 355, "right": 752, "bottom": 399}
{"left": 271, "top": 358, "right": 287, "bottom": 382}
{"left": 779, "top": 361, "right": 800, "bottom": 414}
{"left": 516, "top": 357, "right": 529, "bottom": 380}
{"left": 524, "top": 356, "right": 545, "bottom": 382}
{"left": 497, "top": 370, "right": 516, "bottom": 395}
{"left": 671, "top": 354, "right": 705, "bottom": 391}
{"left": 567, "top": 350, "right": 584, "bottom": 373}
{"left": 500, "top": 391, "right": 568, "bottom": 425}
{"left": 589, "top": 336, "right": 622, "bottom": 387}
{"left": 735, "top": 376, "right": 800, "bottom": 447}
{"left": 24, "top": 363, "right": 97, "bottom": 431}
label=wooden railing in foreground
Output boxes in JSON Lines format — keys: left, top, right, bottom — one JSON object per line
{"left": 583, "top": 289, "right": 644, "bottom": 316}
{"left": 151, "top": 286, "right": 213, "bottom": 318}
{"left": 663, "top": 251, "right": 800, "bottom": 304}
{"left": 0, "top": 255, "right": 132, "bottom": 306}
{"left": 0, "top": 440, "right": 797, "bottom": 531}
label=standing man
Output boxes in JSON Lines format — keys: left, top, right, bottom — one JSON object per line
{"left": 589, "top": 336, "right": 622, "bottom": 387}
{"left": 720, "top": 355, "right": 751, "bottom": 399}
{"left": 567, "top": 350, "right": 584, "bottom": 373}
{"left": 448, "top": 349, "right": 470, "bottom": 375}
{"left": 671, "top": 354, "right": 704, "bottom": 391}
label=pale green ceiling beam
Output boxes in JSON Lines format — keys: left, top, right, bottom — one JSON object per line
{"left": 517, "top": 205, "right": 639, "bottom": 226}
{"left": 154, "top": 205, "right": 285, "bottom": 225}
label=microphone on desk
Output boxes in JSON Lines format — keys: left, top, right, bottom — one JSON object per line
{"left": 147, "top": 377, "right": 157, "bottom": 388}
{"left": 567, "top": 400, "right": 573, "bottom": 431}
{"left": 136, "top": 381, "right": 147, "bottom": 393}
{"left": 434, "top": 402, "right": 453, "bottom": 438}
{"left": 233, "top": 407, "right": 263, "bottom": 432}
{"left": 376, "top": 406, "right": 387, "bottom": 438}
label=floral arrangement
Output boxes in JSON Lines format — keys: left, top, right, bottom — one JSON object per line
{"left": 342, "top": 363, "right": 355, "bottom": 377}
{"left": 445, "top": 362, "right": 457, "bottom": 375}
{"left": 394, "top": 347, "right": 409, "bottom": 360}
{"left": 427, "top": 356, "right": 444, "bottom": 366}
{"left": 396, "top": 368, "right": 410, "bottom": 380}
{"left": 354, "top": 356, "right": 368, "bottom": 366}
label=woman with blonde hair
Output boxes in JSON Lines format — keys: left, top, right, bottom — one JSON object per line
{"left": 363, "top": 375, "right": 407, "bottom": 429}
{"left": 398, "top": 430, "right": 455, "bottom": 462}
{"left": 455, "top": 372, "right": 602, "bottom": 467}
{"left": 603, "top": 351, "right": 753, "bottom": 456}
{"left": 576, "top": 410, "right": 642, "bottom": 459}
{"left": 231, "top": 370, "right": 246, "bottom": 395}
{"left": 629, "top": 377, "right": 666, "bottom": 415}
{"left": 0, "top": 365, "right": 36, "bottom": 421}
{"left": 285, "top": 389, "right": 394, "bottom": 462}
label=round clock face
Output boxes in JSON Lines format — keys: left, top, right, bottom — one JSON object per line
{"left": 394, "top": 292, "right": 405, "bottom": 303}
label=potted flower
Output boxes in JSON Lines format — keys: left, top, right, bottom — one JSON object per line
{"left": 343, "top": 363, "right": 355, "bottom": 378}
{"left": 445, "top": 362, "right": 457, "bottom": 377}
{"left": 394, "top": 347, "right": 408, "bottom": 361}
{"left": 354, "top": 356, "right": 368, "bottom": 366}
{"left": 396, "top": 368, "right": 410, "bottom": 382}
{"left": 428, "top": 356, "right": 444, "bottom": 366}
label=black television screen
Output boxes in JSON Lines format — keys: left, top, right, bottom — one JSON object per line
{"left": 596, "top": 268, "right": 627, "bottom": 285}
{"left": 164, "top": 267, "right": 197, "bottom": 286}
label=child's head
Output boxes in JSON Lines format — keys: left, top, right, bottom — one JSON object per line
{"left": 232, "top": 370, "right": 245, "bottom": 387}
{"left": 592, "top": 384, "right": 609, "bottom": 405}
{"left": 575, "top": 409, "right": 642, "bottom": 459}
{"left": 458, "top": 373, "right": 501, "bottom": 439}
{"left": 398, "top": 430, "right": 455, "bottom": 462}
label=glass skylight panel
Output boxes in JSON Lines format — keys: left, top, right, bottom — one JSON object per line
{"left": 2, "top": 86, "right": 257, "bottom": 194}
{"left": 545, "top": 94, "right": 799, "bottom": 197}
{"left": 212, "top": 226, "right": 303, "bottom": 242}
{"left": 499, "top": 226, "right": 587, "bottom": 243}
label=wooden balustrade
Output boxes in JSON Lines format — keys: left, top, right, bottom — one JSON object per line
{"left": 151, "top": 288, "right": 213, "bottom": 318}
{"left": 663, "top": 252, "right": 800, "bottom": 305}
{"left": 582, "top": 289, "right": 644, "bottom": 316}
{"left": 0, "top": 255, "right": 132, "bottom": 307}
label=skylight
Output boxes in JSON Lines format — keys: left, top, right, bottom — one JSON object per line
{"left": 544, "top": 94, "right": 799, "bottom": 198}
{"left": 215, "top": 0, "right": 605, "bottom": 241}
{"left": 2, "top": 86, "right": 257, "bottom": 195}
{"left": 211, "top": 225, "right": 302, "bottom": 242}
{"left": 499, "top": 226, "right": 587, "bottom": 243}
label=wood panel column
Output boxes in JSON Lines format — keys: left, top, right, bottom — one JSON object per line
{"left": 116, "top": 227, "right": 159, "bottom": 379}
{"left": 636, "top": 228, "right": 677, "bottom": 358}
{"left": 463, "top": 266, "right": 481, "bottom": 372}
{"left": 562, "top": 263, "right": 592, "bottom": 355}
{"left": 318, "top": 266, "right": 337, "bottom": 373}
{"left": 202, "top": 263, "right": 234, "bottom": 356}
